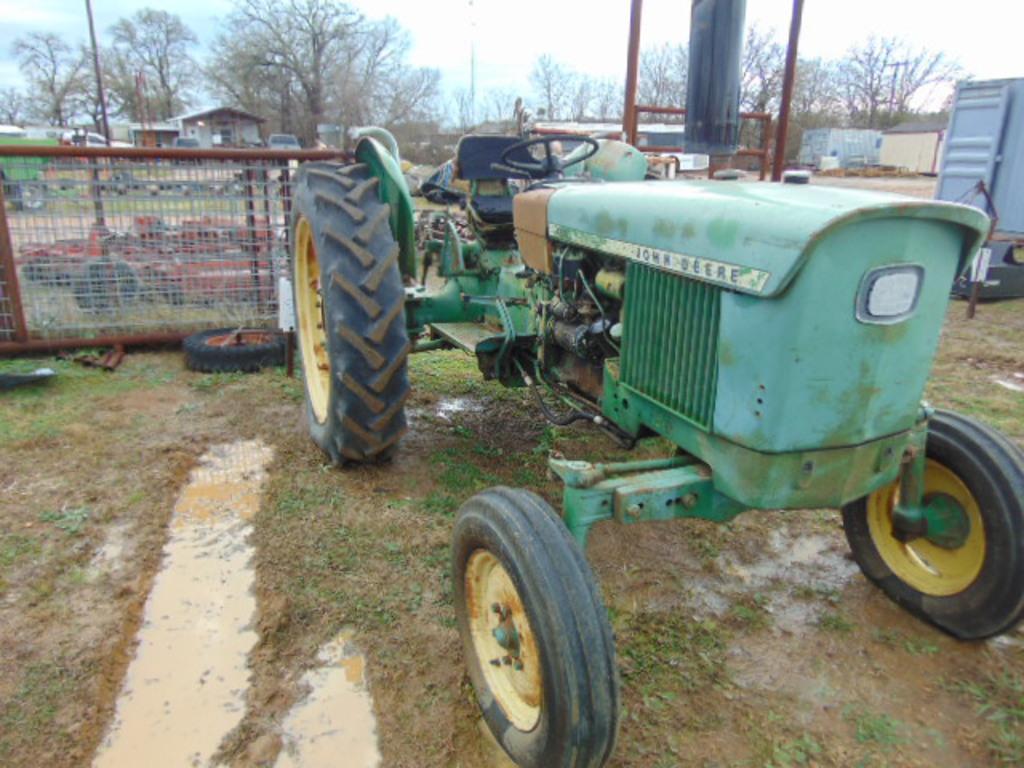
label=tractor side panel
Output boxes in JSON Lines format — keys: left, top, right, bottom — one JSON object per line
{"left": 713, "top": 217, "right": 964, "bottom": 452}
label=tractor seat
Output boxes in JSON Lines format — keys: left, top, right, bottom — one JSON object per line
{"left": 472, "top": 194, "right": 515, "bottom": 224}
{"left": 455, "top": 136, "right": 531, "bottom": 231}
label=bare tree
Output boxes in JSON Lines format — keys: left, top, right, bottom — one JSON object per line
{"left": 451, "top": 88, "right": 476, "bottom": 131}
{"left": 207, "top": 2, "right": 437, "bottom": 143}
{"left": 338, "top": 16, "right": 440, "bottom": 128}
{"left": 0, "top": 88, "right": 27, "bottom": 125}
{"left": 590, "top": 79, "right": 623, "bottom": 121}
{"left": 740, "top": 24, "right": 785, "bottom": 113}
{"left": 838, "top": 36, "right": 961, "bottom": 128}
{"left": 11, "top": 33, "right": 90, "bottom": 125}
{"left": 638, "top": 43, "right": 687, "bottom": 107}
{"left": 569, "top": 77, "right": 593, "bottom": 121}
{"left": 483, "top": 88, "right": 519, "bottom": 123}
{"left": 106, "top": 9, "right": 198, "bottom": 121}
{"left": 530, "top": 54, "right": 574, "bottom": 119}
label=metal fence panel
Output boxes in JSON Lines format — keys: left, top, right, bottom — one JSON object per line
{"left": 0, "top": 147, "right": 345, "bottom": 348}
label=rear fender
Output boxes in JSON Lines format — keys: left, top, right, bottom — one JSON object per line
{"left": 354, "top": 134, "right": 417, "bottom": 279}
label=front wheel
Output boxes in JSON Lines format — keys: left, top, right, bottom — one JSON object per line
{"left": 453, "top": 487, "right": 619, "bottom": 768}
{"left": 843, "top": 410, "right": 1024, "bottom": 639}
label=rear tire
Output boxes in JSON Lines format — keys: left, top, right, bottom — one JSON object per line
{"left": 290, "top": 162, "right": 410, "bottom": 464}
{"left": 453, "top": 487, "right": 619, "bottom": 768}
{"left": 843, "top": 410, "right": 1024, "bottom": 639}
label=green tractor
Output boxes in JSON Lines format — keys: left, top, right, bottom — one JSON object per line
{"left": 288, "top": 6, "right": 1023, "bottom": 767}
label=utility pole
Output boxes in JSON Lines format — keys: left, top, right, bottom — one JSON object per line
{"left": 84, "top": 0, "right": 112, "bottom": 145}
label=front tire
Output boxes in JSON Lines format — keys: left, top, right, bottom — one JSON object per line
{"left": 453, "top": 487, "right": 619, "bottom": 768}
{"left": 290, "top": 162, "right": 410, "bottom": 464}
{"left": 843, "top": 410, "right": 1024, "bottom": 639}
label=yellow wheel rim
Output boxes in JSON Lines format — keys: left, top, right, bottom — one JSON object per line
{"left": 294, "top": 217, "right": 330, "bottom": 424}
{"left": 465, "top": 550, "right": 543, "bottom": 731}
{"left": 866, "top": 459, "right": 986, "bottom": 597}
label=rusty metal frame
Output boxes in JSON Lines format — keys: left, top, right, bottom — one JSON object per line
{"left": 0, "top": 145, "right": 348, "bottom": 355}
{"left": 627, "top": 105, "right": 774, "bottom": 180}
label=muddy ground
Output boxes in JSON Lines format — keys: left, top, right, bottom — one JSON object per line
{"left": 1, "top": 297, "right": 1023, "bottom": 768}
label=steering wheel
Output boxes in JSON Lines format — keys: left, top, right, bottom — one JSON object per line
{"left": 498, "top": 135, "right": 600, "bottom": 179}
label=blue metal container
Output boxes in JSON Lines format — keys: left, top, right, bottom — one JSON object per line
{"left": 937, "top": 78, "right": 1024, "bottom": 237}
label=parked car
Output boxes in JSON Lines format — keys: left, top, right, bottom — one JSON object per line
{"left": 61, "top": 130, "right": 132, "bottom": 148}
{"left": 267, "top": 134, "right": 301, "bottom": 150}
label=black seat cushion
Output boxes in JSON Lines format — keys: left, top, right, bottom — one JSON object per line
{"left": 473, "top": 195, "right": 515, "bottom": 224}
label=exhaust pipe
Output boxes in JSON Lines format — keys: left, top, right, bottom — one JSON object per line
{"left": 684, "top": 0, "right": 746, "bottom": 156}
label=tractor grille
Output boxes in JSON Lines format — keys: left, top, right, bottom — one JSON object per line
{"left": 620, "top": 263, "right": 721, "bottom": 430}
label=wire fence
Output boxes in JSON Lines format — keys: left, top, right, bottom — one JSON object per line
{"left": 0, "top": 146, "right": 345, "bottom": 350}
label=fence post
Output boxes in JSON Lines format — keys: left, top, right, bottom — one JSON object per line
{"left": 0, "top": 185, "right": 29, "bottom": 343}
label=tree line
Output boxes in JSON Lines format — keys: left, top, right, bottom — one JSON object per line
{"left": 512, "top": 26, "right": 961, "bottom": 158}
{"left": 5, "top": 3, "right": 961, "bottom": 154}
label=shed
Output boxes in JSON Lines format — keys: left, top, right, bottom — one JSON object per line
{"left": 172, "top": 107, "right": 264, "bottom": 148}
{"left": 128, "top": 122, "right": 181, "bottom": 148}
{"left": 880, "top": 121, "right": 946, "bottom": 174}
{"left": 797, "top": 128, "right": 881, "bottom": 169}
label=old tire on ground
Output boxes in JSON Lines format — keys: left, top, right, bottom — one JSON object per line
{"left": 183, "top": 328, "right": 285, "bottom": 373}
{"left": 843, "top": 409, "right": 1024, "bottom": 639}
{"left": 290, "top": 162, "right": 409, "bottom": 464}
{"left": 453, "top": 487, "right": 619, "bottom": 768}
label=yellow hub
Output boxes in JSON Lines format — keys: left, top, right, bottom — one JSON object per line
{"left": 294, "top": 217, "right": 331, "bottom": 424}
{"left": 866, "top": 459, "right": 986, "bottom": 596}
{"left": 465, "top": 550, "right": 543, "bottom": 731}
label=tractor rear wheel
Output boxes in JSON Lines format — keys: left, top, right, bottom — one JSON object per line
{"left": 290, "top": 162, "right": 410, "bottom": 464}
{"left": 842, "top": 410, "right": 1024, "bottom": 639}
{"left": 453, "top": 487, "right": 620, "bottom": 768}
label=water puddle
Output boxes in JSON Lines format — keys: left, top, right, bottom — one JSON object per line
{"left": 436, "top": 396, "right": 480, "bottom": 420}
{"left": 722, "top": 529, "right": 857, "bottom": 592}
{"left": 993, "top": 375, "right": 1024, "bottom": 393}
{"left": 93, "top": 440, "right": 274, "bottom": 768}
{"left": 275, "top": 629, "right": 381, "bottom": 767}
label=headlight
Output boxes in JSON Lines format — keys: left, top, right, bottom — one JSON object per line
{"left": 856, "top": 265, "right": 924, "bottom": 324}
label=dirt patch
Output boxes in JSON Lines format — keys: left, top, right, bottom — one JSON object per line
{"left": 811, "top": 174, "right": 938, "bottom": 199}
{"left": 0, "top": 355, "right": 304, "bottom": 767}
{"left": 2, "top": 301, "right": 1023, "bottom": 767}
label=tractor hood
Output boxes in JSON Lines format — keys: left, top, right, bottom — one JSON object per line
{"left": 543, "top": 181, "right": 990, "bottom": 297}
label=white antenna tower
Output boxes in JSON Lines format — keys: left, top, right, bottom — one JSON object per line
{"left": 469, "top": 0, "right": 477, "bottom": 125}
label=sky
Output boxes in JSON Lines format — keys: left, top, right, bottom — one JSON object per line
{"left": 0, "top": 0, "right": 1020, "bottom": 116}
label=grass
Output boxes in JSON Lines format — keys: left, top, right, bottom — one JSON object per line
{"left": 39, "top": 506, "right": 91, "bottom": 536}
{"left": 0, "top": 355, "right": 175, "bottom": 443}
{"left": 0, "top": 662, "right": 74, "bottom": 758}
{"left": 843, "top": 705, "right": 905, "bottom": 746}
{"left": 766, "top": 733, "right": 824, "bottom": 767}
{"left": 871, "top": 627, "right": 940, "bottom": 655}
{"left": 818, "top": 610, "right": 855, "bottom": 633}
{"left": 618, "top": 612, "right": 729, "bottom": 698}
{"left": 729, "top": 594, "right": 772, "bottom": 630}
{"left": 947, "top": 671, "right": 1024, "bottom": 765}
